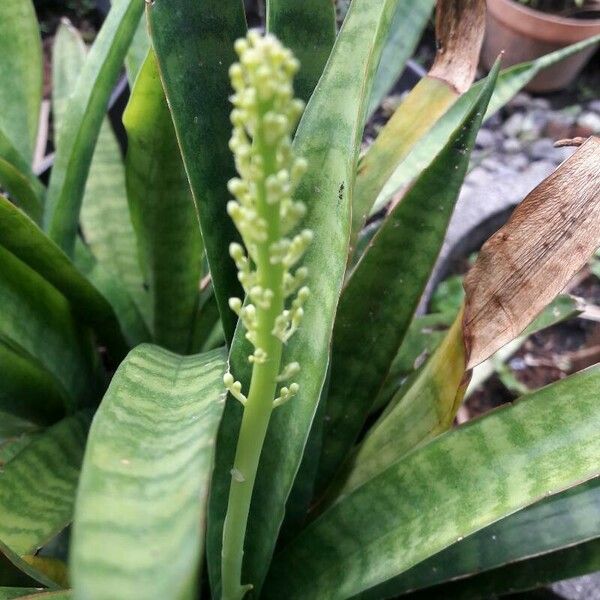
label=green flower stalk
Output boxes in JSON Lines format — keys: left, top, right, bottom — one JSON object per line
{"left": 220, "top": 32, "right": 311, "bottom": 600}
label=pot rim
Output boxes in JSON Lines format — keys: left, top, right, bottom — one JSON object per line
{"left": 487, "top": 0, "right": 600, "bottom": 43}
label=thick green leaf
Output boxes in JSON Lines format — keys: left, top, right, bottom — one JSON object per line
{"left": 0, "top": 127, "right": 45, "bottom": 225}
{"left": 70, "top": 345, "right": 227, "bottom": 600}
{"left": 415, "top": 537, "right": 600, "bottom": 600}
{"left": 0, "top": 159, "right": 43, "bottom": 224}
{"left": 125, "top": 12, "right": 150, "bottom": 82}
{"left": 373, "top": 34, "right": 600, "bottom": 213}
{"left": 0, "top": 195, "right": 135, "bottom": 358}
{"left": 370, "top": 477, "right": 600, "bottom": 597}
{"left": 0, "top": 429, "right": 39, "bottom": 469}
{"left": 0, "top": 0, "right": 42, "bottom": 162}
{"left": 0, "top": 343, "right": 69, "bottom": 425}
{"left": 147, "top": 0, "right": 247, "bottom": 344}
{"left": 44, "top": 0, "right": 144, "bottom": 256}
{"left": 265, "top": 367, "right": 600, "bottom": 599}
{"left": 366, "top": 1, "right": 434, "bottom": 117}
{"left": 124, "top": 50, "right": 204, "bottom": 353}
{"left": 315, "top": 63, "right": 498, "bottom": 491}
{"left": 0, "top": 412, "right": 91, "bottom": 556}
{"left": 0, "top": 245, "right": 100, "bottom": 409}
{"left": 52, "top": 21, "right": 149, "bottom": 322}
{"left": 207, "top": 0, "right": 406, "bottom": 593}
{"left": 266, "top": 0, "right": 336, "bottom": 102}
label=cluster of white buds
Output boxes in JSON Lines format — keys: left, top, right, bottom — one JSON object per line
{"left": 222, "top": 31, "right": 311, "bottom": 409}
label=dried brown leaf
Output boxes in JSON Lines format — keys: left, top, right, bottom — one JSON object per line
{"left": 463, "top": 136, "right": 600, "bottom": 370}
{"left": 429, "top": 0, "right": 486, "bottom": 94}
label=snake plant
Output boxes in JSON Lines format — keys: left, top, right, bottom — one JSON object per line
{"left": 0, "top": 1, "right": 599, "bottom": 599}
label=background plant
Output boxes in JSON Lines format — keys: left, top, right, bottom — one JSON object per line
{"left": 0, "top": 0, "right": 599, "bottom": 599}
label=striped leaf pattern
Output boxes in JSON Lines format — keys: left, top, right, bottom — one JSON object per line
{"left": 0, "top": 412, "right": 91, "bottom": 556}
{"left": 265, "top": 367, "right": 600, "bottom": 599}
{"left": 207, "top": 0, "right": 407, "bottom": 591}
{"left": 71, "top": 345, "right": 227, "bottom": 600}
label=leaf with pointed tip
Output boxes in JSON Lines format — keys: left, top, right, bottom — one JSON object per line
{"left": 124, "top": 50, "right": 204, "bottom": 353}
{"left": 265, "top": 367, "right": 600, "bottom": 599}
{"left": 351, "top": 0, "right": 485, "bottom": 245}
{"left": 70, "top": 345, "right": 227, "bottom": 600}
{"left": 266, "top": 0, "right": 336, "bottom": 102}
{"left": 0, "top": 0, "right": 42, "bottom": 162}
{"left": 0, "top": 412, "right": 91, "bottom": 556}
{"left": 366, "top": 0, "right": 434, "bottom": 117}
{"left": 44, "top": 0, "right": 144, "bottom": 256}
{"left": 373, "top": 34, "right": 600, "bottom": 214}
{"left": 147, "top": 0, "right": 247, "bottom": 344}
{"left": 315, "top": 62, "right": 498, "bottom": 492}
{"left": 52, "top": 22, "right": 149, "bottom": 324}
{"left": 207, "top": 0, "right": 413, "bottom": 592}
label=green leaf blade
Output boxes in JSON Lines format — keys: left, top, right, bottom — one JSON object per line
{"left": 124, "top": 50, "right": 204, "bottom": 353}
{"left": 44, "top": 0, "right": 144, "bottom": 256}
{"left": 0, "top": 0, "right": 42, "bottom": 162}
{"left": 0, "top": 412, "right": 91, "bottom": 556}
{"left": 70, "top": 345, "right": 227, "bottom": 600}
{"left": 266, "top": 0, "right": 336, "bottom": 102}
{"left": 266, "top": 367, "right": 600, "bottom": 599}
{"left": 147, "top": 0, "right": 247, "bottom": 344}
{"left": 316, "top": 62, "right": 499, "bottom": 491}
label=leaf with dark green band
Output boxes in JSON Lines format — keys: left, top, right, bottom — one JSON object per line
{"left": 0, "top": 412, "right": 91, "bottom": 556}
{"left": 44, "top": 0, "right": 144, "bottom": 256}
{"left": 266, "top": 0, "right": 336, "bottom": 103}
{"left": 147, "top": 0, "right": 247, "bottom": 344}
{"left": 0, "top": 343, "right": 69, "bottom": 425}
{"left": 315, "top": 63, "right": 498, "bottom": 491}
{"left": 368, "top": 477, "right": 600, "bottom": 597}
{"left": 124, "top": 50, "right": 204, "bottom": 353}
{"left": 366, "top": 0, "right": 434, "bottom": 117}
{"left": 70, "top": 345, "right": 227, "bottom": 600}
{"left": 51, "top": 23, "right": 150, "bottom": 327}
{"left": 373, "top": 34, "right": 600, "bottom": 213}
{"left": 411, "top": 537, "right": 600, "bottom": 600}
{"left": 0, "top": 0, "right": 42, "bottom": 162}
{"left": 0, "top": 195, "right": 138, "bottom": 357}
{"left": 0, "top": 246, "right": 100, "bottom": 409}
{"left": 207, "top": 0, "right": 408, "bottom": 592}
{"left": 265, "top": 367, "right": 600, "bottom": 599}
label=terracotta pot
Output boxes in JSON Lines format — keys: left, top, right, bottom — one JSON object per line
{"left": 482, "top": 0, "right": 600, "bottom": 92}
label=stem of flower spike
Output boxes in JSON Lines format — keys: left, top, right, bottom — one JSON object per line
{"left": 220, "top": 32, "right": 310, "bottom": 600}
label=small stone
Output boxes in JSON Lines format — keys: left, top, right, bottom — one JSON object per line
{"left": 504, "top": 154, "right": 528, "bottom": 171}
{"left": 519, "top": 110, "right": 549, "bottom": 140}
{"left": 506, "top": 92, "right": 532, "bottom": 111}
{"left": 475, "top": 128, "right": 497, "bottom": 149}
{"left": 484, "top": 112, "right": 502, "bottom": 129}
{"left": 502, "top": 113, "right": 525, "bottom": 137}
{"left": 588, "top": 99, "right": 600, "bottom": 114}
{"left": 480, "top": 157, "right": 503, "bottom": 173}
{"left": 502, "top": 138, "right": 522, "bottom": 154}
{"left": 573, "top": 112, "right": 600, "bottom": 137}
{"left": 544, "top": 112, "right": 575, "bottom": 140}
{"left": 530, "top": 97, "right": 551, "bottom": 111}
{"left": 528, "top": 138, "right": 555, "bottom": 161}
